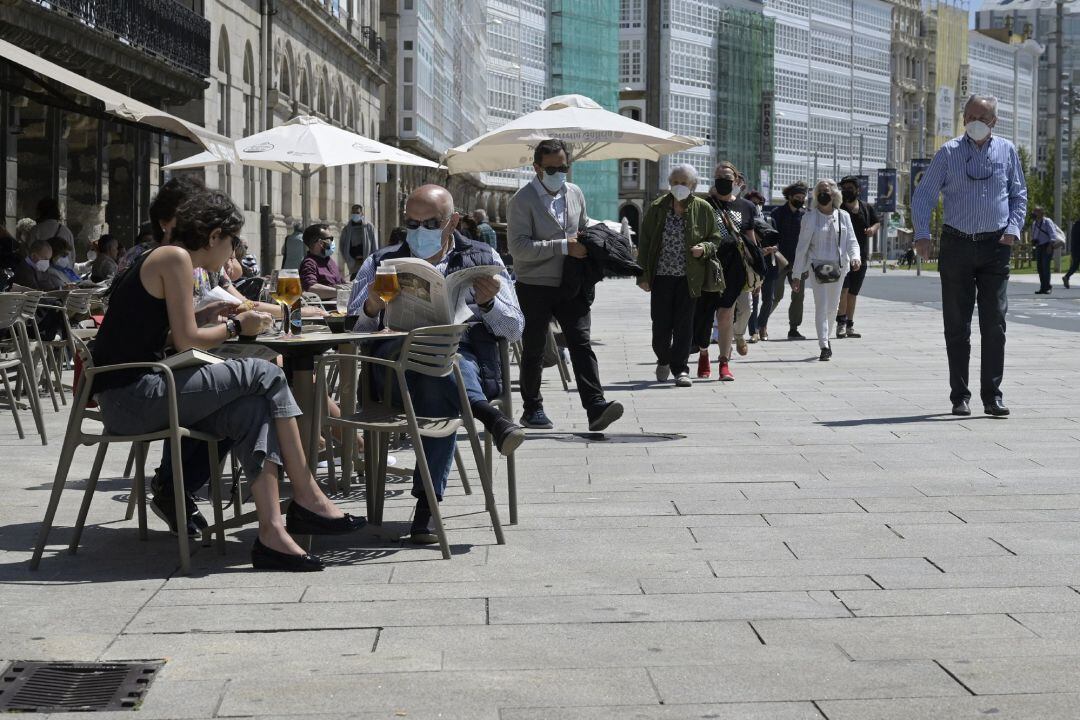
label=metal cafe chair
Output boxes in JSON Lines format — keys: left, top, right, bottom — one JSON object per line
{"left": 31, "top": 343, "right": 226, "bottom": 576}
{"left": 0, "top": 293, "right": 48, "bottom": 443}
{"left": 315, "top": 324, "right": 505, "bottom": 559}
{"left": 11, "top": 289, "right": 62, "bottom": 412}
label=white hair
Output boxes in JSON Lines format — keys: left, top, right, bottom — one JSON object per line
{"left": 965, "top": 94, "right": 998, "bottom": 118}
{"left": 810, "top": 179, "right": 842, "bottom": 211}
{"left": 668, "top": 163, "right": 699, "bottom": 186}
{"left": 472, "top": 209, "right": 488, "bottom": 222}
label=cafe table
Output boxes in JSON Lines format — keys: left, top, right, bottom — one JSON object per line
{"left": 246, "top": 329, "right": 406, "bottom": 487}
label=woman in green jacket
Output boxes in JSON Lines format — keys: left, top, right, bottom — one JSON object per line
{"left": 637, "top": 164, "right": 721, "bottom": 387}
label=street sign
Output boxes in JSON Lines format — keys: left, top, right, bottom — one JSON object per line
{"left": 760, "top": 91, "right": 774, "bottom": 166}
{"left": 910, "top": 159, "right": 931, "bottom": 191}
{"left": 855, "top": 175, "right": 869, "bottom": 203}
{"left": 877, "top": 168, "right": 897, "bottom": 213}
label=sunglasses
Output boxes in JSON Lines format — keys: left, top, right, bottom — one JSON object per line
{"left": 404, "top": 217, "right": 445, "bottom": 231}
{"left": 541, "top": 165, "right": 570, "bottom": 175}
{"left": 320, "top": 235, "right": 335, "bottom": 243}
{"left": 965, "top": 155, "right": 993, "bottom": 181}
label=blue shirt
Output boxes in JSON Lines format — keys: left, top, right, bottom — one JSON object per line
{"left": 911, "top": 134, "right": 1027, "bottom": 241}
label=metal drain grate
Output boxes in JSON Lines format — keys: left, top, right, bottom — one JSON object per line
{"left": 0, "top": 661, "right": 164, "bottom": 713}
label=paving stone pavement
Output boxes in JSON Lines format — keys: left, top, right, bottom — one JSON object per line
{"left": 1, "top": 275, "right": 1079, "bottom": 719}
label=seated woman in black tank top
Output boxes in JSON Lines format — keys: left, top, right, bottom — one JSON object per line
{"left": 92, "top": 189, "right": 363, "bottom": 572}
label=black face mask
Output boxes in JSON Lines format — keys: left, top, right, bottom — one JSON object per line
{"left": 714, "top": 178, "right": 734, "bottom": 195}
{"left": 817, "top": 192, "right": 833, "bottom": 206}
{"left": 790, "top": 197, "right": 805, "bottom": 209}
{"left": 841, "top": 189, "right": 858, "bottom": 203}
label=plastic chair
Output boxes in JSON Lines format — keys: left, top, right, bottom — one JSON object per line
{"left": 486, "top": 338, "right": 519, "bottom": 524}
{"left": 30, "top": 346, "right": 226, "bottom": 575}
{"left": 40, "top": 290, "right": 97, "bottom": 385}
{"left": 315, "top": 324, "right": 505, "bottom": 559}
{"left": 0, "top": 294, "right": 47, "bottom": 443}
{"left": 8, "top": 290, "right": 62, "bottom": 412}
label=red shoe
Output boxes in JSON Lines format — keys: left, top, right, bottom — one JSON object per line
{"left": 718, "top": 358, "right": 734, "bottom": 381}
{"left": 696, "top": 352, "right": 711, "bottom": 379}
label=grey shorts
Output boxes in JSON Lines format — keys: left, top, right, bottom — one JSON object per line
{"left": 98, "top": 357, "right": 301, "bottom": 481}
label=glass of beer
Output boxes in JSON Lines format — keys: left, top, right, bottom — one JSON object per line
{"left": 373, "top": 265, "right": 400, "bottom": 304}
{"left": 270, "top": 269, "right": 301, "bottom": 335}
{"left": 335, "top": 283, "right": 352, "bottom": 314}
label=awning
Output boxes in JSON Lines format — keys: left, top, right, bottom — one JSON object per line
{"left": 0, "top": 38, "right": 235, "bottom": 163}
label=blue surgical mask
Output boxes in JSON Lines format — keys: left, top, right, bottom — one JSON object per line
{"left": 541, "top": 171, "right": 567, "bottom": 193}
{"left": 351, "top": 214, "right": 363, "bottom": 223}
{"left": 322, "top": 241, "right": 336, "bottom": 258}
{"left": 406, "top": 227, "right": 444, "bottom": 258}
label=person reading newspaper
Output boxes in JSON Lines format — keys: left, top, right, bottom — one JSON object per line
{"left": 347, "top": 185, "right": 526, "bottom": 545}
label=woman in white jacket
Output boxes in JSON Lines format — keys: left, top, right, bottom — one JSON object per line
{"left": 792, "top": 179, "right": 861, "bottom": 361}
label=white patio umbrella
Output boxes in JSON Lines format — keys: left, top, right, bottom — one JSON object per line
{"left": 443, "top": 94, "right": 704, "bottom": 174}
{"left": 164, "top": 115, "right": 441, "bottom": 224}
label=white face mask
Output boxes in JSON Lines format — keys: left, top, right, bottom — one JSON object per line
{"left": 55, "top": 255, "right": 72, "bottom": 269}
{"left": 670, "top": 185, "right": 692, "bottom": 202}
{"left": 33, "top": 258, "right": 50, "bottom": 273}
{"left": 965, "top": 120, "right": 992, "bottom": 143}
{"left": 86, "top": 250, "right": 98, "bottom": 262}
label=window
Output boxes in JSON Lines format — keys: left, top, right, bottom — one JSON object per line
{"left": 619, "top": 39, "right": 642, "bottom": 84}
{"left": 621, "top": 160, "right": 640, "bottom": 188}
{"left": 620, "top": 0, "right": 643, "bottom": 27}
{"left": 669, "top": 39, "right": 715, "bottom": 90}
{"left": 774, "top": 23, "right": 808, "bottom": 60}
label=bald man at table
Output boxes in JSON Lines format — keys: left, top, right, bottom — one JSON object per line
{"left": 347, "top": 184, "right": 525, "bottom": 545}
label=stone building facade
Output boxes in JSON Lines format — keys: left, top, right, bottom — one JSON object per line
{"left": 192, "top": 0, "right": 388, "bottom": 266}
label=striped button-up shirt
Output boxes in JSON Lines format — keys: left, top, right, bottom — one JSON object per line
{"left": 347, "top": 243, "right": 524, "bottom": 342}
{"left": 912, "top": 134, "right": 1027, "bottom": 241}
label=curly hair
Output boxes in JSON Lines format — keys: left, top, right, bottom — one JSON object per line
{"left": 150, "top": 176, "right": 207, "bottom": 243}
{"left": 171, "top": 190, "right": 244, "bottom": 252}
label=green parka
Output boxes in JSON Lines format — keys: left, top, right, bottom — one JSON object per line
{"left": 637, "top": 193, "right": 721, "bottom": 298}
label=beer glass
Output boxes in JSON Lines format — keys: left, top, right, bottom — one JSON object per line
{"left": 335, "top": 283, "right": 352, "bottom": 314}
{"left": 373, "top": 266, "right": 400, "bottom": 304}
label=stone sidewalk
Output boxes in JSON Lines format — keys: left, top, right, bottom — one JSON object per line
{"left": 2, "top": 276, "right": 1079, "bottom": 719}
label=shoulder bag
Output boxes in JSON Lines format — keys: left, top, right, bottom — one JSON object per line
{"left": 811, "top": 212, "right": 843, "bottom": 284}
{"left": 718, "top": 206, "right": 763, "bottom": 292}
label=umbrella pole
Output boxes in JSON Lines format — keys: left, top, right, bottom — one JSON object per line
{"left": 301, "top": 165, "right": 312, "bottom": 229}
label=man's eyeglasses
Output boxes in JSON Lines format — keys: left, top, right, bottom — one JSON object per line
{"left": 405, "top": 217, "right": 446, "bottom": 231}
{"left": 965, "top": 155, "right": 994, "bottom": 181}
{"left": 541, "top": 165, "right": 570, "bottom": 175}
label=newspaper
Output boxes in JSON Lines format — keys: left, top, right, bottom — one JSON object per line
{"left": 382, "top": 258, "right": 502, "bottom": 331}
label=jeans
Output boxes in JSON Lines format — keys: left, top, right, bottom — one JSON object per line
{"left": 757, "top": 264, "right": 779, "bottom": 331}
{"left": 516, "top": 282, "right": 604, "bottom": 413}
{"left": 938, "top": 234, "right": 1010, "bottom": 405}
{"left": 811, "top": 273, "right": 846, "bottom": 348}
{"left": 649, "top": 275, "right": 695, "bottom": 376}
{"left": 1036, "top": 243, "right": 1053, "bottom": 291}
{"left": 97, "top": 358, "right": 300, "bottom": 483}
{"left": 774, "top": 269, "right": 806, "bottom": 330}
{"left": 370, "top": 340, "right": 489, "bottom": 502}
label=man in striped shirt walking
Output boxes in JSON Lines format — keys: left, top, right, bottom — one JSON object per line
{"left": 912, "top": 95, "right": 1027, "bottom": 418}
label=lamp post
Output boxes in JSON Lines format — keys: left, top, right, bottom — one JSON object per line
{"left": 1053, "top": 0, "right": 1065, "bottom": 230}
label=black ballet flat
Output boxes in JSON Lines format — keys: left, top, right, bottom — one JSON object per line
{"left": 251, "top": 538, "right": 324, "bottom": 572}
{"left": 285, "top": 501, "right": 367, "bottom": 535}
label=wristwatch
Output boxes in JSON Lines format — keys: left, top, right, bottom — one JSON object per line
{"left": 479, "top": 298, "right": 495, "bottom": 312}
{"left": 225, "top": 318, "right": 240, "bottom": 339}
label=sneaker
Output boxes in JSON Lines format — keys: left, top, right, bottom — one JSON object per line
{"left": 735, "top": 337, "right": 748, "bottom": 356}
{"left": 519, "top": 407, "right": 554, "bottom": 429}
{"left": 718, "top": 358, "right": 734, "bottom": 381}
{"left": 845, "top": 323, "right": 861, "bottom": 339}
{"left": 587, "top": 401, "right": 624, "bottom": 432}
{"left": 674, "top": 373, "right": 692, "bottom": 388}
{"left": 696, "top": 352, "right": 711, "bottom": 379}
{"left": 788, "top": 328, "right": 805, "bottom": 340}
{"left": 836, "top": 323, "right": 847, "bottom": 339}
{"left": 150, "top": 491, "right": 207, "bottom": 538}
{"left": 491, "top": 416, "right": 526, "bottom": 456}
{"left": 819, "top": 346, "right": 833, "bottom": 361}
{"left": 655, "top": 364, "right": 671, "bottom": 382}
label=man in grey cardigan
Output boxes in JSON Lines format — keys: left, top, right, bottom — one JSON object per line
{"left": 508, "top": 138, "right": 623, "bottom": 431}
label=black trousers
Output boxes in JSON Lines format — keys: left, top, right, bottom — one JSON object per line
{"left": 650, "top": 275, "right": 695, "bottom": 376}
{"left": 691, "top": 291, "right": 722, "bottom": 351}
{"left": 756, "top": 263, "right": 779, "bottom": 331}
{"left": 938, "top": 234, "right": 1010, "bottom": 405}
{"left": 517, "top": 282, "right": 605, "bottom": 413}
{"left": 1036, "top": 243, "right": 1053, "bottom": 291}
{"left": 157, "top": 437, "right": 234, "bottom": 495}
{"left": 1065, "top": 247, "right": 1080, "bottom": 280}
